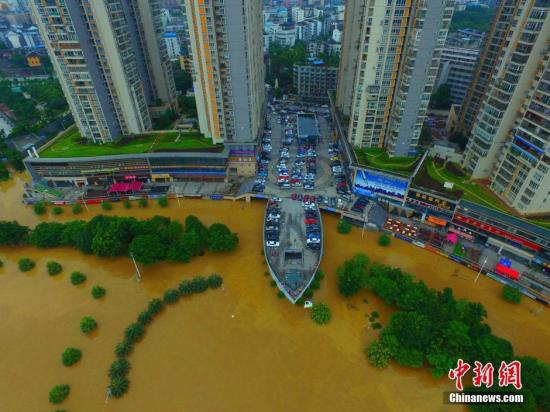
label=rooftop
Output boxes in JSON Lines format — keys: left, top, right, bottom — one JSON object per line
{"left": 354, "top": 147, "right": 422, "bottom": 177}
{"left": 415, "top": 158, "right": 550, "bottom": 230}
{"left": 297, "top": 113, "right": 319, "bottom": 138}
{"left": 39, "top": 127, "right": 219, "bottom": 158}
{"left": 414, "top": 158, "right": 512, "bottom": 209}
{"left": 459, "top": 200, "right": 550, "bottom": 240}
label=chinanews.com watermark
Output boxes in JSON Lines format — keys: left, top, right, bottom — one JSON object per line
{"left": 445, "top": 392, "right": 524, "bottom": 404}
{"left": 445, "top": 359, "right": 525, "bottom": 406}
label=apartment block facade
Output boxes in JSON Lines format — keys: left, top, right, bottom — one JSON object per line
{"left": 185, "top": 0, "right": 265, "bottom": 148}
{"left": 490, "top": 41, "right": 550, "bottom": 215}
{"left": 336, "top": 0, "right": 454, "bottom": 156}
{"left": 293, "top": 61, "right": 338, "bottom": 101}
{"left": 462, "top": 1, "right": 550, "bottom": 178}
{"left": 458, "top": 0, "right": 518, "bottom": 136}
{"left": 435, "top": 31, "right": 483, "bottom": 106}
{"left": 29, "top": 0, "right": 177, "bottom": 143}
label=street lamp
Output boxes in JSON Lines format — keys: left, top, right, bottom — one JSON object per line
{"left": 474, "top": 257, "right": 488, "bottom": 283}
{"left": 130, "top": 253, "right": 142, "bottom": 282}
{"left": 361, "top": 214, "right": 367, "bottom": 239}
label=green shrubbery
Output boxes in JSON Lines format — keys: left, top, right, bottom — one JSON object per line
{"left": 109, "top": 376, "right": 129, "bottom": 398}
{"left": 207, "top": 273, "right": 223, "bottom": 289}
{"left": 70, "top": 271, "right": 86, "bottom": 285}
{"left": 80, "top": 316, "right": 97, "bottom": 334}
{"left": 47, "top": 260, "right": 62, "bottom": 276}
{"left": 365, "top": 341, "right": 391, "bottom": 368}
{"left": 137, "top": 310, "right": 154, "bottom": 326}
{"left": 0, "top": 221, "right": 28, "bottom": 245}
{"left": 10, "top": 214, "right": 237, "bottom": 266}
{"left": 61, "top": 347, "right": 82, "bottom": 366}
{"left": 148, "top": 298, "right": 164, "bottom": 315}
{"left": 205, "top": 223, "right": 239, "bottom": 252}
{"left": 18, "top": 257, "right": 35, "bottom": 272}
{"left": 138, "top": 198, "right": 148, "bottom": 208}
{"left": 311, "top": 302, "right": 331, "bottom": 325}
{"left": 163, "top": 288, "right": 180, "bottom": 304}
{"left": 124, "top": 323, "right": 145, "bottom": 344}
{"left": 158, "top": 196, "right": 168, "bottom": 207}
{"left": 337, "top": 220, "right": 352, "bottom": 234}
{"left": 52, "top": 206, "right": 63, "bottom": 215}
{"left": 5, "top": 215, "right": 239, "bottom": 267}
{"left": 502, "top": 285, "right": 522, "bottom": 304}
{"left": 109, "top": 358, "right": 130, "bottom": 379}
{"left": 72, "top": 203, "right": 82, "bottom": 214}
{"left": 123, "top": 200, "right": 132, "bottom": 209}
{"left": 91, "top": 285, "right": 106, "bottom": 299}
{"left": 108, "top": 274, "right": 223, "bottom": 398}
{"left": 336, "top": 254, "right": 369, "bottom": 297}
{"left": 49, "top": 384, "right": 70, "bottom": 404}
{"left": 378, "top": 234, "right": 391, "bottom": 247}
{"left": 337, "top": 253, "right": 550, "bottom": 411}
{"left": 115, "top": 340, "right": 133, "bottom": 358}
{"left": 34, "top": 201, "right": 46, "bottom": 215}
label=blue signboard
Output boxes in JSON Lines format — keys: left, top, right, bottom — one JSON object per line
{"left": 354, "top": 168, "right": 409, "bottom": 200}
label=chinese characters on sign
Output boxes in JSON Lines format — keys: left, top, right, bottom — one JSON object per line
{"left": 448, "top": 359, "right": 522, "bottom": 391}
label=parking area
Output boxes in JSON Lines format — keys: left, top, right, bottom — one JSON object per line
{"left": 253, "top": 102, "right": 351, "bottom": 206}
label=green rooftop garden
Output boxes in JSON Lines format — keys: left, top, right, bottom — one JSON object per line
{"left": 354, "top": 147, "right": 422, "bottom": 176}
{"left": 415, "top": 158, "right": 511, "bottom": 210}
{"left": 40, "top": 127, "right": 219, "bottom": 158}
{"left": 414, "top": 158, "right": 550, "bottom": 229}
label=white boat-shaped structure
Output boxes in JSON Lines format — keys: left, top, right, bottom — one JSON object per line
{"left": 263, "top": 198, "right": 323, "bottom": 303}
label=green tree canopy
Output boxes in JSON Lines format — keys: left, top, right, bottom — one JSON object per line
{"left": 336, "top": 253, "right": 370, "bottom": 297}
{"left": 267, "top": 41, "right": 308, "bottom": 93}
{"left": 129, "top": 234, "right": 167, "bottom": 264}
{"left": 28, "top": 222, "right": 65, "bottom": 248}
{"left": 206, "top": 223, "right": 239, "bottom": 252}
{"left": 0, "top": 221, "right": 28, "bottom": 245}
{"left": 450, "top": 6, "right": 495, "bottom": 33}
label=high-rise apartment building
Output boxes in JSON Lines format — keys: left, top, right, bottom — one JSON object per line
{"left": 435, "top": 30, "right": 484, "bottom": 106}
{"left": 293, "top": 60, "right": 338, "bottom": 101}
{"left": 457, "top": 0, "right": 518, "bottom": 136}
{"left": 490, "top": 54, "right": 550, "bottom": 215}
{"left": 184, "top": 0, "right": 265, "bottom": 146}
{"left": 462, "top": 1, "right": 550, "bottom": 178}
{"left": 29, "top": 0, "right": 177, "bottom": 143}
{"left": 336, "top": 0, "right": 454, "bottom": 156}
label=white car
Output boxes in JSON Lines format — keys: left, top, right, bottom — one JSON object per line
{"left": 266, "top": 240, "right": 280, "bottom": 247}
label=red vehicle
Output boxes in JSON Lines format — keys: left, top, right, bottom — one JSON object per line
{"left": 291, "top": 192, "right": 297, "bottom": 200}
{"left": 310, "top": 196, "right": 316, "bottom": 203}
{"left": 303, "top": 195, "right": 309, "bottom": 202}
{"left": 495, "top": 264, "right": 520, "bottom": 281}
{"left": 304, "top": 218, "right": 317, "bottom": 225}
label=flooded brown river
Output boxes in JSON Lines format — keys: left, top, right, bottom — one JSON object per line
{"left": 1, "top": 173, "right": 549, "bottom": 411}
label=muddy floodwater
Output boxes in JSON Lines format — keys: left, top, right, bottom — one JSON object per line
{"left": 0, "top": 173, "right": 549, "bottom": 411}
